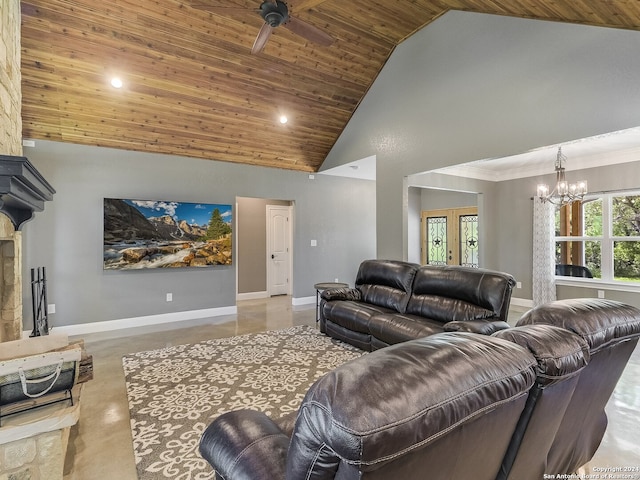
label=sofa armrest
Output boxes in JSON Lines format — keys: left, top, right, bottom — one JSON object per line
{"left": 199, "top": 409, "right": 289, "bottom": 480}
{"left": 443, "top": 320, "right": 511, "bottom": 335}
{"left": 320, "top": 287, "right": 361, "bottom": 302}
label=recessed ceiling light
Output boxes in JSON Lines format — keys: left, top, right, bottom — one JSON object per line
{"left": 279, "top": 115, "right": 288, "bottom": 124}
{"left": 111, "top": 77, "right": 123, "bottom": 88}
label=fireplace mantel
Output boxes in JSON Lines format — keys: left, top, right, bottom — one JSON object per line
{"left": 0, "top": 155, "right": 55, "bottom": 230}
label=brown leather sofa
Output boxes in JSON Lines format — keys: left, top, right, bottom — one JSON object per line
{"left": 320, "top": 259, "right": 516, "bottom": 350}
{"left": 199, "top": 298, "right": 640, "bottom": 480}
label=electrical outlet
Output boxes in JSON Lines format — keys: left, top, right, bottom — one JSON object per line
{"left": 516, "top": 282, "right": 522, "bottom": 289}
{"left": 310, "top": 239, "right": 317, "bottom": 247}
{"left": 334, "top": 278, "right": 339, "bottom": 282}
{"left": 597, "top": 290, "right": 605, "bottom": 299}
{"left": 47, "top": 304, "right": 56, "bottom": 314}
{"left": 166, "top": 293, "right": 173, "bottom": 302}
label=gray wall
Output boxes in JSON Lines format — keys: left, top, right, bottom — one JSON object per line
{"left": 408, "top": 173, "right": 497, "bottom": 269}
{"left": 529, "top": 161, "right": 640, "bottom": 308}
{"left": 409, "top": 161, "right": 640, "bottom": 308}
{"left": 420, "top": 189, "right": 478, "bottom": 211}
{"left": 21, "top": 140, "right": 376, "bottom": 328}
{"left": 407, "top": 186, "right": 421, "bottom": 264}
{"left": 406, "top": 187, "right": 479, "bottom": 264}
{"left": 498, "top": 160, "right": 640, "bottom": 307}
{"left": 322, "top": 11, "right": 640, "bottom": 263}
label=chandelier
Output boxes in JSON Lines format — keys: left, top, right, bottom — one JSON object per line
{"left": 536, "top": 147, "right": 587, "bottom": 205}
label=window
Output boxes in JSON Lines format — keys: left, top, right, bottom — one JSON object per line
{"left": 554, "top": 192, "right": 640, "bottom": 283}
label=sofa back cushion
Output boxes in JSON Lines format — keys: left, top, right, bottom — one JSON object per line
{"left": 406, "top": 265, "right": 515, "bottom": 322}
{"left": 516, "top": 298, "right": 640, "bottom": 353}
{"left": 355, "top": 260, "right": 419, "bottom": 313}
{"left": 286, "top": 333, "right": 536, "bottom": 479}
{"left": 515, "top": 299, "right": 640, "bottom": 475}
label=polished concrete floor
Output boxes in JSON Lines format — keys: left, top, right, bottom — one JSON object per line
{"left": 62, "top": 297, "right": 639, "bottom": 479}
{"left": 63, "top": 296, "right": 317, "bottom": 480}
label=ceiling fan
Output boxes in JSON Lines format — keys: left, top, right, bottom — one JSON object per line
{"left": 191, "top": 1, "right": 334, "bottom": 54}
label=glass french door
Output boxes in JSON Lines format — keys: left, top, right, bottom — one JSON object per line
{"left": 421, "top": 207, "right": 479, "bottom": 267}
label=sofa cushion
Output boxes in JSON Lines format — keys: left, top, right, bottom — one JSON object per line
{"left": 444, "top": 320, "right": 511, "bottom": 335}
{"left": 288, "top": 333, "right": 536, "bottom": 476}
{"left": 368, "top": 313, "right": 445, "bottom": 346}
{"left": 516, "top": 298, "right": 640, "bottom": 353}
{"left": 322, "top": 301, "right": 396, "bottom": 334}
{"left": 406, "top": 265, "right": 515, "bottom": 322}
{"left": 355, "top": 260, "right": 419, "bottom": 313}
{"left": 493, "top": 325, "right": 590, "bottom": 387}
{"left": 320, "top": 287, "right": 361, "bottom": 302}
{"left": 324, "top": 321, "right": 372, "bottom": 351}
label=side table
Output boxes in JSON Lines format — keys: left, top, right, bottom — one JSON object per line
{"left": 314, "top": 282, "right": 348, "bottom": 324}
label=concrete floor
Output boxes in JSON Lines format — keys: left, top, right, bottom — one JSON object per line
{"left": 61, "top": 297, "right": 639, "bottom": 479}
{"left": 62, "top": 296, "right": 317, "bottom": 480}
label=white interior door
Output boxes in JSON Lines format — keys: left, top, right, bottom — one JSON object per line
{"left": 267, "top": 205, "right": 292, "bottom": 296}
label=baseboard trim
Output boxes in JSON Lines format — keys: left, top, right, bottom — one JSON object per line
{"left": 48, "top": 306, "right": 238, "bottom": 337}
{"left": 236, "top": 291, "right": 269, "bottom": 301}
{"left": 236, "top": 292, "right": 314, "bottom": 306}
{"left": 292, "top": 296, "right": 315, "bottom": 306}
{"left": 510, "top": 297, "right": 533, "bottom": 309}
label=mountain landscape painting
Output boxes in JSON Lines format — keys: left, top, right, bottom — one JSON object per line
{"left": 103, "top": 198, "right": 232, "bottom": 270}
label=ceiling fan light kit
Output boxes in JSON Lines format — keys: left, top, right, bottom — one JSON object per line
{"left": 260, "top": 1, "right": 289, "bottom": 27}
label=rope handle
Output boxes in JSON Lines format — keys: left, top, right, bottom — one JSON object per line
{"left": 18, "top": 360, "right": 63, "bottom": 398}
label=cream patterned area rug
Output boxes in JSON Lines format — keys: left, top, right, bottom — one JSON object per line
{"left": 122, "top": 325, "right": 366, "bottom": 480}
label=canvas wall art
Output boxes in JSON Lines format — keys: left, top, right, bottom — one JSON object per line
{"left": 103, "top": 198, "right": 232, "bottom": 270}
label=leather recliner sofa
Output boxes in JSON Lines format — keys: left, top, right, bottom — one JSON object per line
{"left": 200, "top": 332, "right": 539, "bottom": 479}
{"left": 495, "top": 298, "right": 640, "bottom": 479}
{"left": 199, "top": 298, "right": 640, "bottom": 480}
{"left": 320, "top": 259, "right": 516, "bottom": 350}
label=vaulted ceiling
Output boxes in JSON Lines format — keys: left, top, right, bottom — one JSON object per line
{"left": 20, "top": 1, "right": 640, "bottom": 172}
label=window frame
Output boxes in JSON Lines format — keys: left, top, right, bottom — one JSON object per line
{"left": 554, "top": 189, "right": 640, "bottom": 292}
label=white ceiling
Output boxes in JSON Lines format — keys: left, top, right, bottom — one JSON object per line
{"left": 320, "top": 127, "right": 640, "bottom": 182}
{"left": 426, "top": 127, "right": 640, "bottom": 181}
{"left": 319, "top": 155, "right": 376, "bottom": 181}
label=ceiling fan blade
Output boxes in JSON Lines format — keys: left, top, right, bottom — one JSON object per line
{"left": 284, "top": 16, "right": 333, "bottom": 46}
{"left": 251, "top": 22, "right": 273, "bottom": 54}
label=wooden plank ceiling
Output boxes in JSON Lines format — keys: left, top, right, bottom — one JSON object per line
{"left": 20, "top": 0, "right": 640, "bottom": 172}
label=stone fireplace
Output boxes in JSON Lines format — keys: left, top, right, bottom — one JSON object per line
{"left": 0, "top": 5, "right": 84, "bottom": 478}
{"left": 1, "top": 8, "right": 89, "bottom": 476}
{"left": 0, "top": 154, "right": 55, "bottom": 342}
{"left": 0, "top": 215, "right": 22, "bottom": 342}
{"left": 0, "top": 158, "right": 85, "bottom": 480}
